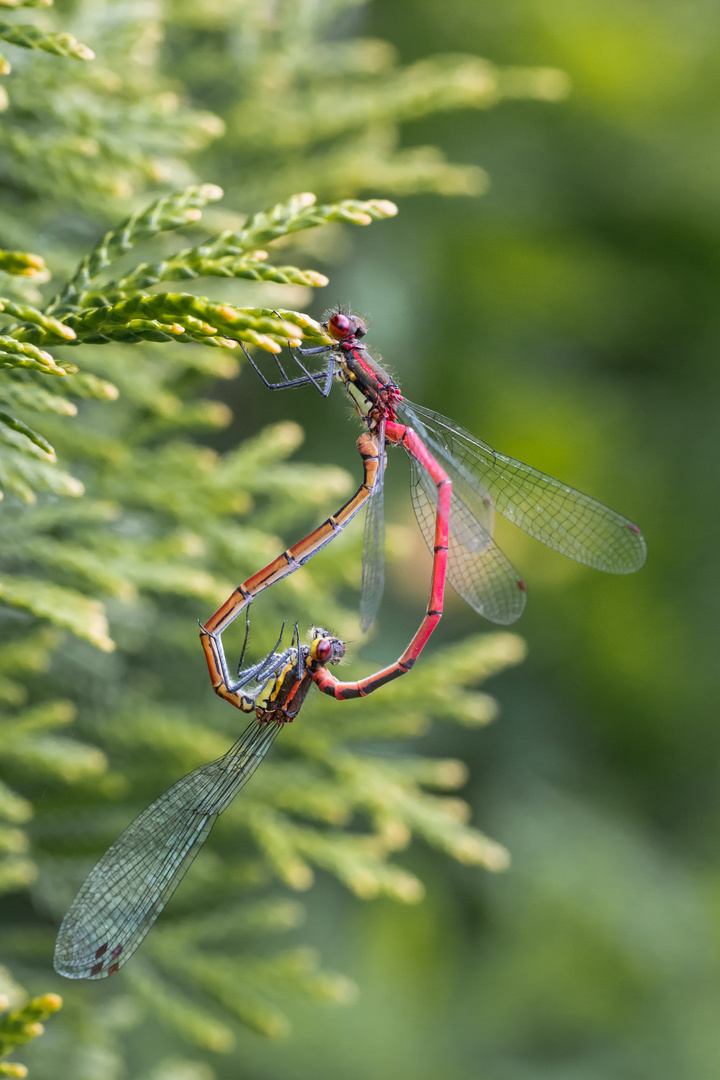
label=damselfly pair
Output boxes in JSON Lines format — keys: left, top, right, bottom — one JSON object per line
{"left": 55, "top": 309, "right": 646, "bottom": 979}
{"left": 199, "top": 309, "right": 644, "bottom": 705}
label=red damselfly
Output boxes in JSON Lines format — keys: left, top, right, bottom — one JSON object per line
{"left": 55, "top": 622, "right": 369, "bottom": 980}
{"left": 245, "top": 311, "right": 646, "bottom": 630}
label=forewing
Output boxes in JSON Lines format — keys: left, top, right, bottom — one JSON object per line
{"left": 409, "top": 457, "right": 526, "bottom": 625}
{"left": 54, "top": 719, "right": 282, "bottom": 979}
{"left": 401, "top": 402, "right": 646, "bottom": 573}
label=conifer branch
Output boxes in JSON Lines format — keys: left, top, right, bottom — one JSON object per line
{"left": 0, "top": 413, "right": 54, "bottom": 457}
{"left": 108, "top": 251, "right": 328, "bottom": 298}
{"left": 0, "top": 993, "right": 61, "bottom": 1077}
{"left": 50, "top": 185, "right": 224, "bottom": 313}
{"left": 0, "top": 22, "right": 92, "bottom": 61}
{"left": 0, "top": 251, "right": 45, "bottom": 277}
{"left": 0, "top": 337, "right": 64, "bottom": 376}
{"left": 233, "top": 192, "right": 398, "bottom": 248}
{"left": 25, "top": 295, "right": 311, "bottom": 352}
{"left": 0, "top": 0, "right": 53, "bottom": 9}
{"left": 0, "top": 577, "right": 112, "bottom": 650}
{"left": 0, "top": 300, "right": 74, "bottom": 339}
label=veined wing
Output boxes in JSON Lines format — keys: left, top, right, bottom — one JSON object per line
{"left": 399, "top": 401, "right": 646, "bottom": 574}
{"left": 409, "top": 456, "right": 526, "bottom": 625}
{"left": 54, "top": 718, "right": 282, "bottom": 980}
{"left": 360, "top": 426, "right": 386, "bottom": 632}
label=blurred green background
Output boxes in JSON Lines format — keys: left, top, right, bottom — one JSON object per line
{"left": 5, "top": 0, "right": 720, "bottom": 1077}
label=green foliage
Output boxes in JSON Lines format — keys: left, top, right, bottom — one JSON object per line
{"left": 0, "top": 20, "right": 93, "bottom": 65}
{"left": 0, "top": 972, "right": 61, "bottom": 1079}
{"left": 0, "top": 1, "right": 571, "bottom": 1076}
{"left": 0, "top": 184, "right": 396, "bottom": 507}
{"left": 0, "top": 253, "right": 45, "bottom": 279}
{"left": 0, "top": 0, "right": 92, "bottom": 79}
{"left": 176, "top": 6, "right": 567, "bottom": 205}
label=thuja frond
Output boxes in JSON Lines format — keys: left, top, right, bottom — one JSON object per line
{"left": 0, "top": 382, "right": 77, "bottom": 417}
{"left": 0, "top": 826, "right": 34, "bottom": 896}
{"left": 235, "top": 54, "right": 555, "bottom": 151}
{"left": 0, "top": 444, "right": 82, "bottom": 502}
{"left": 0, "top": 576, "right": 111, "bottom": 649}
{"left": 0, "top": 21, "right": 92, "bottom": 65}
{"left": 124, "top": 966, "right": 236, "bottom": 1054}
{"left": 0, "top": 185, "right": 393, "bottom": 506}
{"left": 0, "top": 991, "right": 62, "bottom": 1077}
{"left": 0, "top": 0, "right": 53, "bottom": 8}
{"left": 0, "top": 7, "right": 221, "bottom": 208}
{"left": 59, "top": 190, "right": 393, "bottom": 309}
{"left": 49, "top": 184, "right": 224, "bottom": 314}
{"left": 196, "top": 3, "right": 568, "bottom": 205}
{"left": 0, "top": 412, "right": 54, "bottom": 456}
{"left": 0, "top": 339, "right": 65, "bottom": 377}
{"left": 135, "top": 942, "right": 355, "bottom": 1042}
{"left": 0, "top": 302, "right": 74, "bottom": 342}
{"left": 0, "top": 251, "right": 45, "bottom": 277}
{"left": 111, "top": 252, "right": 329, "bottom": 299}
{"left": 21, "top": 295, "right": 312, "bottom": 352}
{"left": 232, "top": 192, "right": 399, "bottom": 246}
{"left": 9, "top": 192, "right": 394, "bottom": 344}
{"left": 0, "top": 782, "right": 31, "bottom": 825}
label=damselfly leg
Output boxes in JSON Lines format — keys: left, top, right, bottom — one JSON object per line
{"left": 239, "top": 340, "right": 336, "bottom": 396}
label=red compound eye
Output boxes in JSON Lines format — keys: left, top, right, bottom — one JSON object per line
{"left": 328, "top": 313, "right": 352, "bottom": 340}
{"left": 315, "top": 638, "right": 332, "bottom": 662}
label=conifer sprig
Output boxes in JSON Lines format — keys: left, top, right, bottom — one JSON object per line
{"left": 0, "top": 0, "right": 53, "bottom": 9}
{"left": 232, "top": 54, "right": 567, "bottom": 153}
{"left": 108, "top": 251, "right": 329, "bottom": 299}
{"left": 21, "top": 295, "right": 313, "bottom": 352}
{"left": 0, "top": 251, "right": 45, "bottom": 277}
{"left": 233, "top": 192, "right": 398, "bottom": 248}
{"left": 0, "top": 22, "right": 92, "bottom": 63}
{"left": 0, "top": 338, "right": 64, "bottom": 376}
{"left": 73, "top": 193, "right": 394, "bottom": 304}
{"left": 0, "top": 412, "right": 53, "bottom": 457}
{"left": 0, "top": 992, "right": 61, "bottom": 1077}
{"left": 0, "top": 302, "right": 74, "bottom": 342}
{"left": 50, "top": 184, "right": 224, "bottom": 313}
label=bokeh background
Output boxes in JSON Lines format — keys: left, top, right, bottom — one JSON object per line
{"left": 3, "top": 0, "right": 719, "bottom": 1077}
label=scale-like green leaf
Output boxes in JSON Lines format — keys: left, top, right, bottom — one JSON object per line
{"left": 0, "top": 576, "right": 113, "bottom": 650}
{"left": 0, "top": 21, "right": 93, "bottom": 60}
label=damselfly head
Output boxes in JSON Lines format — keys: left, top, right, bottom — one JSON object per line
{"left": 308, "top": 629, "right": 346, "bottom": 665}
{"left": 325, "top": 312, "right": 367, "bottom": 342}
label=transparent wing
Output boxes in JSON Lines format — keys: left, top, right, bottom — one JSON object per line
{"left": 54, "top": 718, "right": 282, "bottom": 980}
{"left": 359, "top": 427, "right": 386, "bottom": 632}
{"left": 409, "top": 457, "right": 526, "bottom": 624}
{"left": 399, "top": 401, "right": 646, "bottom": 574}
